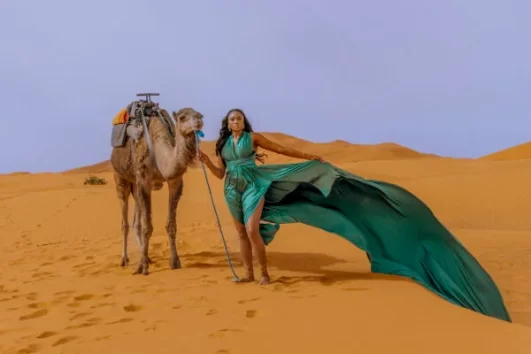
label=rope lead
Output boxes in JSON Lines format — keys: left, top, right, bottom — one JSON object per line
{"left": 194, "top": 130, "right": 240, "bottom": 282}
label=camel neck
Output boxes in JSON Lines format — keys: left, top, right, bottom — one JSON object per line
{"left": 149, "top": 117, "right": 196, "bottom": 179}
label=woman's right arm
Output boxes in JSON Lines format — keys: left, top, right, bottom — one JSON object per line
{"left": 201, "top": 152, "right": 226, "bottom": 179}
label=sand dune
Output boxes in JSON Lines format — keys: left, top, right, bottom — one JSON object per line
{"left": 65, "top": 160, "right": 112, "bottom": 175}
{"left": 1, "top": 137, "right": 531, "bottom": 353}
{"left": 64, "top": 132, "right": 437, "bottom": 174}
{"left": 480, "top": 141, "right": 531, "bottom": 161}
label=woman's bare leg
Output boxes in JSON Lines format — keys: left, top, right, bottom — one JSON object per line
{"left": 232, "top": 217, "right": 254, "bottom": 282}
{"left": 245, "top": 197, "right": 270, "bottom": 285}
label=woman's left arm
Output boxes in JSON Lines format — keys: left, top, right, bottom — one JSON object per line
{"left": 252, "top": 133, "right": 323, "bottom": 161}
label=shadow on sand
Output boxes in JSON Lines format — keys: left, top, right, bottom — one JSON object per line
{"left": 165, "top": 250, "right": 414, "bottom": 287}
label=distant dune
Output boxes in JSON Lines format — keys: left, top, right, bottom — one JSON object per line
{"left": 64, "top": 160, "right": 113, "bottom": 174}
{"left": 64, "top": 132, "right": 438, "bottom": 174}
{"left": 5, "top": 171, "right": 31, "bottom": 176}
{"left": 480, "top": 141, "right": 531, "bottom": 161}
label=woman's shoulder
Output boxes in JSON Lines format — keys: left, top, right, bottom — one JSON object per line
{"left": 248, "top": 131, "right": 264, "bottom": 140}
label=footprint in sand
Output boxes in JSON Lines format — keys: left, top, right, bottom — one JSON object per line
{"left": 199, "top": 277, "right": 218, "bottom": 285}
{"left": 31, "top": 271, "right": 54, "bottom": 280}
{"left": 216, "top": 350, "right": 231, "bottom": 354}
{"left": 55, "top": 290, "right": 76, "bottom": 296}
{"left": 206, "top": 309, "right": 217, "bottom": 316}
{"left": 58, "top": 255, "right": 75, "bottom": 261}
{"left": 73, "top": 294, "right": 94, "bottom": 301}
{"left": 19, "top": 309, "right": 48, "bottom": 321}
{"left": 52, "top": 295, "right": 71, "bottom": 305}
{"left": 245, "top": 310, "right": 257, "bottom": 318}
{"left": 103, "top": 262, "right": 119, "bottom": 271}
{"left": 272, "top": 284, "right": 286, "bottom": 292}
{"left": 90, "top": 302, "right": 115, "bottom": 309}
{"left": 123, "top": 304, "right": 143, "bottom": 312}
{"left": 27, "top": 302, "right": 47, "bottom": 309}
{"left": 69, "top": 312, "right": 92, "bottom": 321}
{"left": 52, "top": 336, "right": 78, "bottom": 347}
{"left": 94, "top": 335, "right": 111, "bottom": 341}
{"left": 237, "top": 297, "right": 261, "bottom": 305}
{"left": 72, "top": 262, "right": 95, "bottom": 270}
{"left": 151, "top": 242, "right": 163, "bottom": 250}
{"left": 66, "top": 317, "right": 102, "bottom": 330}
{"left": 106, "top": 318, "right": 134, "bottom": 325}
{"left": 25, "top": 293, "right": 38, "bottom": 301}
{"left": 14, "top": 343, "right": 40, "bottom": 353}
{"left": 37, "top": 331, "right": 57, "bottom": 339}
{"left": 3, "top": 290, "right": 22, "bottom": 299}
{"left": 209, "top": 329, "right": 244, "bottom": 339}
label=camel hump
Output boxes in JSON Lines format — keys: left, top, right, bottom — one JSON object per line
{"left": 110, "top": 99, "right": 175, "bottom": 148}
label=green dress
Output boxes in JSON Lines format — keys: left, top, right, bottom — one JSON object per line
{"left": 221, "top": 131, "right": 511, "bottom": 322}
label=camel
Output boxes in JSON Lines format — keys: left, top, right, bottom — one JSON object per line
{"left": 110, "top": 104, "right": 204, "bottom": 275}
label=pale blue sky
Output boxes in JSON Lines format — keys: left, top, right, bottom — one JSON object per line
{"left": 0, "top": 1, "right": 529, "bottom": 173}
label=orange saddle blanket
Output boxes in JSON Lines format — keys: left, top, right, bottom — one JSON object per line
{"left": 112, "top": 108, "right": 129, "bottom": 125}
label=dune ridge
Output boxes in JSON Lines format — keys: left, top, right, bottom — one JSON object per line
{"left": 480, "top": 141, "right": 531, "bottom": 161}
{"left": 62, "top": 134, "right": 531, "bottom": 176}
{"left": 63, "top": 132, "right": 438, "bottom": 175}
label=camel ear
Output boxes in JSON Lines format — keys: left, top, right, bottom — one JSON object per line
{"left": 172, "top": 109, "right": 186, "bottom": 122}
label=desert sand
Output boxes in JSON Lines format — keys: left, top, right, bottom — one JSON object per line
{"left": 1, "top": 134, "right": 531, "bottom": 354}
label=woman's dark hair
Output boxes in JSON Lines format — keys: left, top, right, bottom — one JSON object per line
{"left": 215, "top": 108, "right": 267, "bottom": 165}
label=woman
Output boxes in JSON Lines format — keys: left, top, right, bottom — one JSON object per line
{"left": 198, "top": 108, "right": 511, "bottom": 323}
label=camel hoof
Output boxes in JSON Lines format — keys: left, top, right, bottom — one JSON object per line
{"left": 133, "top": 261, "right": 149, "bottom": 275}
{"left": 169, "top": 257, "right": 182, "bottom": 270}
{"left": 121, "top": 257, "right": 129, "bottom": 267}
{"left": 133, "top": 268, "right": 149, "bottom": 276}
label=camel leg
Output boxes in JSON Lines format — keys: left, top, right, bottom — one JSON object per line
{"left": 114, "top": 173, "right": 131, "bottom": 267}
{"left": 133, "top": 203, "right": 155, "bottom": 264}
{"left": 132, "top": 186, "right": 142, "bottom": 250}
{"left": 132, "top": 195, "right": 154, "bottom": 265}
{"left": 166, "top": 177, "right": 183, "bottom": 270}
{"left": 133, "top": 179, "right": 154, "bottom": 275}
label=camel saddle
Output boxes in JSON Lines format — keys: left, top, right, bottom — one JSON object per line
{"left": 111, "top": 100, "right": 175, "bottom": 148}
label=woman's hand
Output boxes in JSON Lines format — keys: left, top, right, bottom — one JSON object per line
{"left": 197, "top": 150, "right": 226, "bottom": 179}
{"left": 197, "top": 149, "right": 211, "bottom": 164}
{"left": 306, "top": 153, "right": 324, "bottom": 162}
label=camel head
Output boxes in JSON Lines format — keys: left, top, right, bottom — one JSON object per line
{"left": 172, "top": 108, "right": 204, "bottom": 137}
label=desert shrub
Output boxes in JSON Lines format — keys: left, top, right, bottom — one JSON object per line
{"left": 84, "top": 175, "right": 107, "bottom": 185}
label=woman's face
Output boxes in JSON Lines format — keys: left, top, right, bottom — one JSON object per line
{"left": 228, "top": 111, "right": 245, "bottom": 132}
